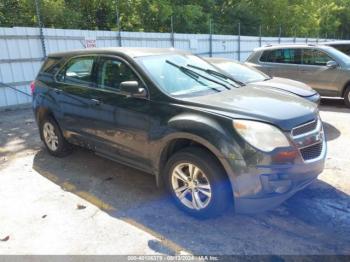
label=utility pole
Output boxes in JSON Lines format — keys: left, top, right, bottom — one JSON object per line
{"left": 34, "top": 0, "right": 46, "bottom": 58}
{"left": 278, "top": 25, "right": 282, "bottom": 44}
{"left": 259, "top": 25, "right": 262, "bottom": 47}
{"left": 116, "top": 0, "right": 122, "bottom": 47}
{"left": 238, "top": 22, "right": 241, "bottom": 61}
{"left": 209, "top": 19, "right": 213, "bottom": 57}
{"left": 171, "top": 15, "right": 175, "bottom": 47}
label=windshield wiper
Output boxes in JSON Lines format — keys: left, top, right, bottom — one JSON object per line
{"left": 187, "top": 64, "right": 245, "bottom": 86}
{"left": 165, "top": 60, "right": 231, "bottom": 90}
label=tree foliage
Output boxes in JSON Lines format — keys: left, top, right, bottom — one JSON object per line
{"left": 0, "top": 0, "right": 349, "bottom": 38}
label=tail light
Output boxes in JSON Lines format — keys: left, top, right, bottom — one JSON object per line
{"left": 30, "top": 81, "right": 36, "bottom": 95}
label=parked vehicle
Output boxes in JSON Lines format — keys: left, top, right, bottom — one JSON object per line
{"left": 246, "top": 44, "right": 350, "bottom": 107}
{"left": 205, "top": 57, "right": 320, "bottom": 104}
{"left": 322, "top": 41, "right": 350, "bottom": 56}
{"left": 32, "top": 48, "right": 326, "bottom": 218}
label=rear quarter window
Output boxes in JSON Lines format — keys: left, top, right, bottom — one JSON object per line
{"left": 40, "top": 57, "right": 63, "bottom": 75}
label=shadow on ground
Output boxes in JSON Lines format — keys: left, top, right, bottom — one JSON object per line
{"left": 322, "top": 122, "right": 341, "bottom": 141}
{"left": 0, "top": 109, "right": 41, "bottom": 169}
{"left": 32, "top": 148, "right": 350, "bottom": 255}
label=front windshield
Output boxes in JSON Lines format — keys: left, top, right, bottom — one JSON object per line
{"left": 214, "top": 61, "right": 269, "bottom": 83}
{"left": 136, "top": 54, "right": 238, "bottom": 97}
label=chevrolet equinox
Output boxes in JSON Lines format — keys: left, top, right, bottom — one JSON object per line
{"left": 32, "top": 48, "right": 326, "bottom": 218}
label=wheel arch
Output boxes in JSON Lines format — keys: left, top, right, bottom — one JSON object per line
{"left": 156, "top": 133, "right": 236, "bottom": 197}
{"left": 341, "top": 80, "right": 350, "bottom": 97}
{"left": 35, "top": 107, "right": 58, "bottom": 140}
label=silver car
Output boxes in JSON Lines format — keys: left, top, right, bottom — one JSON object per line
{"left": 206, "top": 57, "right": 320, "bottom": 104}
{"left": 246, "top": 44, "right": 350, "bottom": 107}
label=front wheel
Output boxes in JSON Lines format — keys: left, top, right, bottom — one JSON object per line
{"left": 344, "top": 87, "right": 350, "bottom": 108}
{"left": 164, "top": 147, "right": 232, "bottom": 218}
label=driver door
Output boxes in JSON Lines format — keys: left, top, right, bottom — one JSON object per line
{"left": 298, "top": 48, "right": 340, "bottom": 96}
{"left": 88, "top": 56, "right": 152, "bottom": 170}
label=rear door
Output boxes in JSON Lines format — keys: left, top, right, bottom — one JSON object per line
{"left": 54, "top": 55, "right": 102, "bottom": 145}
{"left": 258, "top": 48, "right": 302, "bottom": 79}
{"left": 298, "top": 48, "right": 340, "bottom": 96}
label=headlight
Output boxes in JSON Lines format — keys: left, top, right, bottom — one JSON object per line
{"left": 233, "top": 120, "right": 290, "bottom": 152}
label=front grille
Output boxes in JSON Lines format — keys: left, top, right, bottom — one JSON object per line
{"left": 292, "top": 119, "right": 318, "bottom": 137}
{"left": 300, "top": 142, "right": 323, "bottom": 161}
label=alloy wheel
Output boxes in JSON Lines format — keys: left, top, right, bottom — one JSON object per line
{"left": 171, "top": 163, "right": 212, "bottom": 210}
{"left": 43, "top": 122, "right": 59, "bottom": 151}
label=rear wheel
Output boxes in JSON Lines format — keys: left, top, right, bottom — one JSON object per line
{"left": 344, "top": 87, "right": 350, "bottom": 108}
{"left": 164, "top": 147, "right": 232, "bottom": 218}
{"left": 40, "top": 117, "right": 71, "bottom": 157}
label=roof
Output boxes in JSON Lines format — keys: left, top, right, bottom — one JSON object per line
{"left": 321, "top": 40, "right": 350, "bottom": 45}
{"left": 49, "top": 47, "right": 191, "bottom": 58}
{"left": 253, "top": 43, "right": 332, "bottom": 52}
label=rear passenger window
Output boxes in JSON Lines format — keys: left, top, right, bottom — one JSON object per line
{"left": 97, "top": 58, "right": 139, "bottom": 90}
{"left": 302, "top": 49, "right": 332, "bottom": 66}
{"left": 260, "top": 49, "right": 301, "bottom": 64}
{"left": 57, "top": 57, "right": 95, "bottom": 86}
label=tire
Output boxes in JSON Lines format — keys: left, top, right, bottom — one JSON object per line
{"left": 344, "top": 87, "right": 350, "bottom": 108}
{"left": 163, "top": 147, "right": 232, "bottom": 218}
{"left": 40, "top": 116, "right": 71, "bottom": 157}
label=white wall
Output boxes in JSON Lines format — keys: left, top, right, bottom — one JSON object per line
{"left": 0, "top": 27, "right": 328, "bottom": 109}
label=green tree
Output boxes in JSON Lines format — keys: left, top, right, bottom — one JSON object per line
{"left": 0, "top": 0, "right": 349, "bottom": 38}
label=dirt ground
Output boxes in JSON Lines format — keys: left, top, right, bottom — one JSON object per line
{"left": 0, "top": 99, "right": 349, "bottom": 255}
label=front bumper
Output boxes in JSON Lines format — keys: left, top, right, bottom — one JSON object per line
{"left": 233, "top": 155, "right": 325, "bottom": 213}
{"left": 226, "top": 124, "right": 326, "bottom": 214}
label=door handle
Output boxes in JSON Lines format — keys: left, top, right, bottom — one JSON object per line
{"left": 91, "top": 98, "right": 101, "bottom": 106}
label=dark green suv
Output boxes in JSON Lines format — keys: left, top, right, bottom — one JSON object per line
{"left": 32, "top": 48, "right": 326, "bottom": 218}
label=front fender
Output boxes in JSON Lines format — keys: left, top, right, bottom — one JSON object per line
{"left": 150, "top": 113, "right": 244, "bottom": 191}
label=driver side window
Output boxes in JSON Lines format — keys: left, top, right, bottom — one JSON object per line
{"left": 98, "top": 58, "right": 139, "bottom": 90}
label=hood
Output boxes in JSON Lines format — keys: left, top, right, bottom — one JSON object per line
{"left": 253, "top": 77, "right": 316, "bottom": 97}
{"left": 183, "top": 85, "right": 317, "bottom": 131}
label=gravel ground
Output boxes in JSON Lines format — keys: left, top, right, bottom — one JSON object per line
{"left": 0, "top": 99, "right": 349, "bottom": 255}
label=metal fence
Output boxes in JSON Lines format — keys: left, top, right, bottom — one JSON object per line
{"left": 0, "top": 26, "right": 331, "bottom": 109}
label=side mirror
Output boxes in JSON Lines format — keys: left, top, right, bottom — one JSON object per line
{"left": 326, "top": 60, "right": 338, "bottom": 69}
{"left": 119, "top": 81, "right": 146, "bottom": 98}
